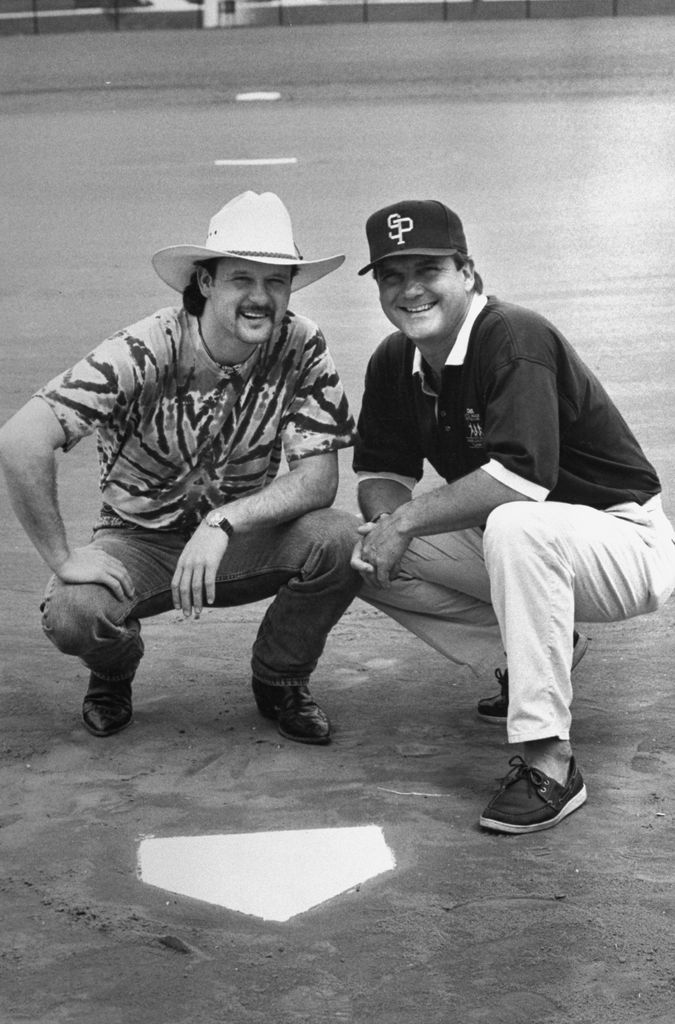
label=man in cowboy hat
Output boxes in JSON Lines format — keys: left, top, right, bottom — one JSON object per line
{"left": 0, "top": 191, "right": 361, "bottom": 744}
{"left": 351, "top": 198, "right": 675, "bottom": 833}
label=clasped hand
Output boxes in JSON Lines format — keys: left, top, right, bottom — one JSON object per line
{"left": 350, "top": 516, "right": 410, "bottom": 589}
{"left": 171, "top": 522, "right": 229, "bottom": 618}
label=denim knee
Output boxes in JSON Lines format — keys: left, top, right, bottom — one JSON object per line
{"left": 298, "top": 508, "right": 361, "bottom": 580}
{"left": 41, "top": 575, "right": 133, "bottom": 658}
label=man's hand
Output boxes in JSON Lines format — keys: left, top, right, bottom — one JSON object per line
{"left": 350, "top": 516, "right": 410, "bottom": 589}
{"left": 171, "top": 522, "right": 229, "bottom": 618}
{"left": 55, "top": 547, "right": 135, "bottom": 601}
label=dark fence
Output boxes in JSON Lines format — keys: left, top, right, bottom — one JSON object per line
{"left": 0, "top": 0, "right": 202, "bottom": 33}
{"left": 0, "top": 0, "right": 673, "bottom": 36}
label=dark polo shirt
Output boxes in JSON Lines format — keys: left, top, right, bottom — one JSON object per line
{"left": 354, "top": 296, "right": 660, "bottom": 510}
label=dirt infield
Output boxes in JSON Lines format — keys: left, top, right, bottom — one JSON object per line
{"left": 2, "top": 17, "right": 675, "bottom": 1024}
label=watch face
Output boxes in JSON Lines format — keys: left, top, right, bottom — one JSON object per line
{"left": 205, "top": 511, "right": 232, "bottom": 536}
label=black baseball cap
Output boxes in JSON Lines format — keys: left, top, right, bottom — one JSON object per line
{"left": 358, "top": 200, "right": 468, "bottom": 276}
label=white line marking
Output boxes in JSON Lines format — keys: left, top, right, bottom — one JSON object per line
{"left": 378, "top": 788, "right": 450, "bottom": 797}
{"left": 214, "top": 158, "right": 298, "bottom": 167}
{"left": 236, "top": 91, "right": 282, "bottom": 102}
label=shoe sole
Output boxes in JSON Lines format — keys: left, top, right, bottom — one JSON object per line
{"left": 278, "top": 723, "right": 331, "bottom": 745}
{"left": 476, "top": 710, "right": 507, "bottom": 724}
{"left": 479, "top": 784, "right": 588, "bottom": 834}
{"left": 477, "top": 633, "right": 590, "bottom": 725}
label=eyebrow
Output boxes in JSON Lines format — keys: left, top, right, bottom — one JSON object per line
{"left": 225, "top": 268, "right": 292, "bottom": 280}
{"left": 378, "top": 258, "right": 442, "bottom": 277}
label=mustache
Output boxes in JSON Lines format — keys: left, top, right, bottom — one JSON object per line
{"left": 238, "top": 304, "right": 274, "bottom": 317}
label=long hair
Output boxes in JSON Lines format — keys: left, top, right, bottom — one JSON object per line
{"left": 182, "top": 259, "right": 220, "bottom": 317}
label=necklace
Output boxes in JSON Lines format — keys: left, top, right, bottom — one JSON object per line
{"left": 197, "top": 319, "right": 229, "bottom": 367}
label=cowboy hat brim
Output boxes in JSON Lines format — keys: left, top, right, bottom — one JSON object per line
{"left": 152, "top": 245, "right": 345, "bottom": 294}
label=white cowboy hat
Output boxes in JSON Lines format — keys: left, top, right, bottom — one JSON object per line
{"left": 151, "top": 191, "right": 345, "bottom": 293}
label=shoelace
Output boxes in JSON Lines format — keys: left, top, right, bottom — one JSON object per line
{"left": 498, "top": 755, "right": 550, "bottom": 795}
{"left": 494, "top": 667, "right": 509, "bottom": 696}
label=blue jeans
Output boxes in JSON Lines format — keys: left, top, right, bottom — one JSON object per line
{"left": 41, "top": 508, "right": 362, "bottom": 687}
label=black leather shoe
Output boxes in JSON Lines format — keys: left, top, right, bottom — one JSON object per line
{"left": 82, "top": 673, "right": 133, "bottom": 737}
{"left": 477, "top": 632, "right": 589, "bottom": 724}
{"left": 251, "top": 679, "right": 331, "bottom": 745}
{"left": 477, "top": 668, "right": 509, "bottom": 724}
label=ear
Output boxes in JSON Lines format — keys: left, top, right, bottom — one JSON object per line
{"left": 196, "top": 265, "right": 213, "bottom": 298}
{"left": 461, "top": 260, "right": 476, "bottom": 292}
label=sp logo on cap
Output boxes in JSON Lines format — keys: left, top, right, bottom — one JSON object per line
{"left": 359, "top": 200, "right": 468, "bottom": 275}
{"left": 387, "top": 212, "right": 413, "bottom": 246}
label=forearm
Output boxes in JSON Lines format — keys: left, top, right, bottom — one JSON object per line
{"left": 0, "top": 400, "right": 134, "bottom": 597}
{"left": 357, "top": 477, "right": 414, "bottom": 522}
{"left": 353, "top": 468, "right": 531, "bottom": 588}
{"left": 0, "top": 440, "right": 71, "bottom": 573}
{"left": 389, "top": 468, "right": 530, "bottom": 538}
{"left": 209, "top": 452, "right": 339, "bottom": 534}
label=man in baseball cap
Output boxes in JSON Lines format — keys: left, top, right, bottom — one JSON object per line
{"left": 0, "top": 191, "right": 361, "bottom": 745}
{"left": 351, "top": 198, "right": 675, "bottom": 834}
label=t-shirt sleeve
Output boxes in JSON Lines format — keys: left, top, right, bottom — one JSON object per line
{"left": 279, "top": 326, "right": 356, "bottom": 462}
{"left": 33, "top": 332, "right": 138, "bottom": 452}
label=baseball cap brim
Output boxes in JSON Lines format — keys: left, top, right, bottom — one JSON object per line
{"left": 358, "top": 246, "right": 463, "bottom": 276}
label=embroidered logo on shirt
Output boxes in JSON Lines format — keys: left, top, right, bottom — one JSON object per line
{"left": 387, "top": 212, "right": 413, "bottom": 246}
{"left": 464, "top": 408, "right": 484, "bottom": 449}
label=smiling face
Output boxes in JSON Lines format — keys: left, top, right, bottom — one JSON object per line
{"left": 197, "top": 257, "right": 293, "bottom": 365}
{"left": 375, "top": 254, "right": 475, "bottom": 364}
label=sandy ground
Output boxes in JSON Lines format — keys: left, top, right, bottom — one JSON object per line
{"left": 2, "top": 16, "right": 675, "bottom": 1024}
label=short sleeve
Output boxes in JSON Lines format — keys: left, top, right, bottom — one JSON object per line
{"left": 34, "top": 333, "right": 139, "bottom": 452}
{"left": 481, "top": 352, "right": 561, "bottom": 490}
{"left": 353, "top": 336, "right": 425, "bottom": 481}
{"left": 279, "top": 325, "right": 355, "bottom": 462}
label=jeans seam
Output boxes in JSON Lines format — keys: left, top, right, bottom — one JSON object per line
{"left": 214, "top": 564, "right": 300, "bottom": 585}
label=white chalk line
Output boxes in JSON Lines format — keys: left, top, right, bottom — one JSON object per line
{"left": 214, "top": 158, "right": 298, "bottom": 166}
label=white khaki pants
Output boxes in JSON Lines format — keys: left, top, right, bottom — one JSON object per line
{"left": 360, "top": 497, "right": 675, "bottom": 744}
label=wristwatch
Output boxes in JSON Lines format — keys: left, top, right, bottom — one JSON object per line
{"left": 205, "top": 510, "right": 234, "bottom": 538}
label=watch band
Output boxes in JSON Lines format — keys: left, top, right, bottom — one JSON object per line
{"left": 216, "top": 517, "right": 234, "bottom": 538}
{"left": 205, "top": 511, "right": 234, "bottom": 537}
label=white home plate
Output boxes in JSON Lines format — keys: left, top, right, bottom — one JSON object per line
{"left": 138, "top": 825, "right": 395, "bottom": 922}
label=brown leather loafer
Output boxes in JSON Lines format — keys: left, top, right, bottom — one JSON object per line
{"left": 251, "top": 679, "right": 331, "bottom": 745}
{"left": 82, "top": 673, "right": 133, "bottom": 737}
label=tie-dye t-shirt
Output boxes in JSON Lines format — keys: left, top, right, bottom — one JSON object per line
{"left": 35, "top": 306, "right": 355, "bottom": 530}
